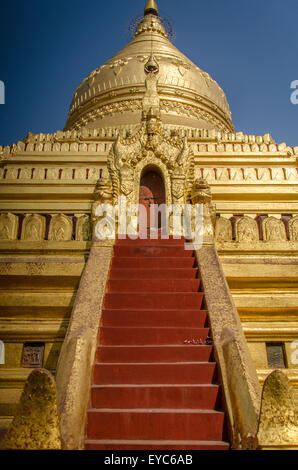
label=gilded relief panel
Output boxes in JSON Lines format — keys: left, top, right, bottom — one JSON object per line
{"left": 48, "top": 215, "right": 73, "bottom": 241}
{"left": 262, "top": 217, "right": 287, "bottom": 242}
{"left": 0, "top": 213, "right": 18, "bottom": 240}
{"left": 289, "top": 216, "right": 298, "bottom": 241}
{"left": 235, "top": 217, "right": 259, "bottom": 242}
{"left": 215, "top": 217, "right": 232, "bottom": 242}
{"left": 21, "top": 214, "right": 46, "bottom": 241}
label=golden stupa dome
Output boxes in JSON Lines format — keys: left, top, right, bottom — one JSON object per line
{"left": 65, "top": 0, "right": 234, "bottom": 133}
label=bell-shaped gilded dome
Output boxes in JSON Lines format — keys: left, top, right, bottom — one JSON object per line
{"left": 65, "top": 2, "right": 234, "bottom": 133}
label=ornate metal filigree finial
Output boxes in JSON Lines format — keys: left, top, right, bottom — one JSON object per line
{"left": 144, "top": 0, "right": 158, "bottom": 16}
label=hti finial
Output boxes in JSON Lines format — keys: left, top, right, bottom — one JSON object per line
{"left": 144, "top": 0, "right": 158, "bottom": 17}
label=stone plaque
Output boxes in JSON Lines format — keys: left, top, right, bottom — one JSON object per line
{"left": 22, "top": 343, "right": 45, "bottom": 368}
{"left": 266, "top": 343, "right": 286, "bottom": 369}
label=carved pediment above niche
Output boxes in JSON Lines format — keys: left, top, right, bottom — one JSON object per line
{"left": 107, "top": 122, "right": 194, "bottom": 204}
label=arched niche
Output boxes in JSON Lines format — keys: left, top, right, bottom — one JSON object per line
{"left": 138, "top": 168, "right": 166, "bottom": 232}
{"left": 133, "top": 159, "right": 172, "bottom": 207}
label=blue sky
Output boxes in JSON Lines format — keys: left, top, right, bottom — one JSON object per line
{"left": 0, "top": 0, "right": 297, "bottom": 146}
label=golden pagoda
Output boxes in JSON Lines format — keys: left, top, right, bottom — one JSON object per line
{"left": 0, "top": 0, "right": 297, "bottom": 450}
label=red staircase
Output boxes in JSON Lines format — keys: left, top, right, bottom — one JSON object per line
{"left": 85, "top": 237, "right": 230, "bottom": 450}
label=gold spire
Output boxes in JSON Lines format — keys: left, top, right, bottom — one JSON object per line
{"left": 144, "top": 0, "right": 158, "bottom": 16}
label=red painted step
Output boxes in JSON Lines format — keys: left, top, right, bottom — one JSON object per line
{"left": 91, "top": 384, "right": 219, "bottom": 409}
{"left": 107, "top": 279, "right": 201, "bottom": 293}
{"left": 99, "top": 327, "right": 210, "bottom": 345}
{"left": 112, "top": 257, "right": 196, "bottom": 269}
{"left": 85, "top": 238, "right": 229, "bottom": 450}
{"left": 114, "top": 246, "right": 194, "bottom": 257}
{"left": 104, "top": 292, "right": 204, "bottom": 309}
{"left": 101, "top": 309, "right": 208, "bottom": 327}
{"left": 96, "top": 345, "right": 213, "bottom": 363}
{"left": 116, "top": 236, "right": 187, "bottom": 245}
{"left": 85, "top": 439, "right": 230, "bottom": 451}
{"left": 117, "top": 233, "right": 187, "bottom": 242}
{"left": 109, "top": 268, "right": 198, "bottom": 280}
{"left": 87, "top": 408, "right": 225, "bottom": 441}
{"left": 93, "top": 362, "right": 216, "bottom": 385}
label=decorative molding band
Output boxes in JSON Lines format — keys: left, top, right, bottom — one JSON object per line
{"left": 2, "top": 127, "right": 297, "bottom": 160}
{"left": 0, "top": 165, "right": 297, "bottom": 183}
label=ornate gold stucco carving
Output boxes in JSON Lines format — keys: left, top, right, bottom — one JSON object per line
{"left": 257, "top": 370, "right": 298, "bottom": 448}
{"left": 92, "top": 179, "right": 114, "bottom": 239}
{"left": 93, "top": 178, "right": 113, "bottom": 204}
{"left": 21, "top": 214, "right": 46, "bottom": 241}
{"left": 0, "top": 213, "right": 18, "bottom": 240}
{"left": 191, "top": 178, "right": 216, "bottom": 245}
{"left": 0, "top": 369, "right": 62, "bottom": 450}
{"left": 160, "top": 100, "right": 229, "bottom": 133}
{"left": 48, "top": 214, "right": 73, "bottom": 241}
{"left": 107, "top": 69, "right": 195, "bottom": 207}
